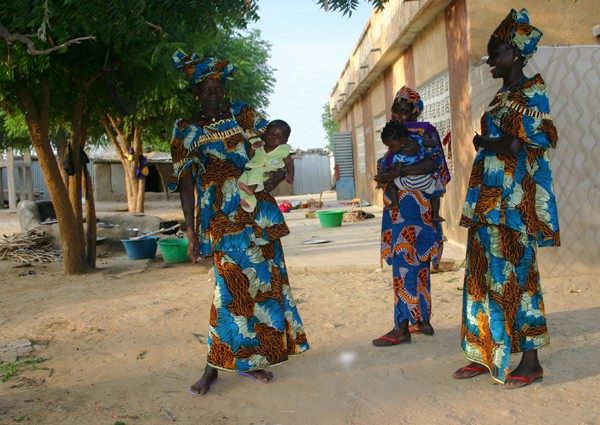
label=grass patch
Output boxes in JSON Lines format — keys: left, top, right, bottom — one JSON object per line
{"left": 0, "top": 358, "right": 48, "bottom": 382}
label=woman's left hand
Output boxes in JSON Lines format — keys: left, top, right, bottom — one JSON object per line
{"left": 473, "top": 134, "right": 483, "bottom": 151}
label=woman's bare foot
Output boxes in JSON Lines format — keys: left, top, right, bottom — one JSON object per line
{"left": 408, "top": 320, "right": 434, "bottom": 335}
{"left": 383, "top": 204, "right": 399, "bottom": 211}
{"left": 190, "top": 365, "right": 218, "bottom": 396}
{"left": 432, "top": 214, "right": 445, "bottom": 222}
{"left": 238, "top": 182, "right": 255, "bottom": 196}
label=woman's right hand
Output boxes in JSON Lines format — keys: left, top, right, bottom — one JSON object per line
{"left": 186, "top": 230, "right": 202, "bottom": 263}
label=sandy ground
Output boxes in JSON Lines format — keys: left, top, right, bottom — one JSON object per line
{"left": 0, "top": 199, "right": 599, "bottom": 425}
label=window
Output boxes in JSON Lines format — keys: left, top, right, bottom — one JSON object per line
{"left": 373, "top": 112, "right": 387, "bottom": 162}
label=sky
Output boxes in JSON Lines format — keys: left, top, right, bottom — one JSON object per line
{"left": 248, "top": 1, "right": 373, "bottom": 151}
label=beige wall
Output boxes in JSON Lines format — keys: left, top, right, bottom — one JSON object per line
{"left": 528, "top": 46, "right": 600, "bottom": 276}
{"left": 413, "top": 12, "right": 449, "bottom": 86}
{"left": 468, "top": 0, "right": 600, "bottom": 62}
{"left": 352, "top": 101, "right": 363, "bottom": 128}
{"left": 391, "top": 53, "right": 410, "bottom": 95}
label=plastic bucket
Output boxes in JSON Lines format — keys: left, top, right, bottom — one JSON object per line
{"left": 316, "top": 210, "right": 346, "bottom": 228}
{"left": 121, "top": 236, "right": 159, "bottom": 260}
{"left": 158, "top": 238, "right": 190, "bottom": 263}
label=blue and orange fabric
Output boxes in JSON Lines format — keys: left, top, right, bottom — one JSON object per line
{"left": 491, "top": 8, "right": 542, "bottom": 66}
{"left": 171, "top": 50, "right": 237, "bottom": 85}
{"left": 404, "top": 121, "right": 451, "bottom": 197}
{"left": 391, "top": 134, "right": 426, "bottom": 166}
{"left": 379, "top": 154, "right": 443, "bottom": 325}
{"left": 459, "top": 74, "right": 559, "bottom": 383}
{"left": 460, "top": 74, "right": 559, "bottom": 245}
{"left": 168, "top": 101, "right": 309, "bottom": 372}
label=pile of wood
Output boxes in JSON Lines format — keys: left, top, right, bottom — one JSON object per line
{"left": 0, "top": 229, "right": 62, "bottom": 263}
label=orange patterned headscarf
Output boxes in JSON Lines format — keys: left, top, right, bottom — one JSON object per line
{"left": 393, "top": 85, "right": 424, "bottom": 118}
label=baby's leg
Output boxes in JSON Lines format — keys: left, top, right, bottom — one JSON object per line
{"left": 431, "top": 196, "right": 445, "bottom": 222}
{"left": 238, "top": 171, "right": 258, "bottom": 195}
{"left": 238, "top": 182, "right": 257, "bottom": 196}
{"left": 384, "top": 183, "right": 399, "bottom": 211}
{"left": 239, "top": 189, "right": 258, "bottom": 212}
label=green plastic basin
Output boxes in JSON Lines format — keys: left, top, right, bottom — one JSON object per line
{"left": 316, "top": 210, "right": 346, "bottom": 228}
{"left": 158, "top": 238, "right": 191, "bottom": 263}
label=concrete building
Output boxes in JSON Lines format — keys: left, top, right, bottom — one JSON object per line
{"left": 329, "top": 0, "right": 600, "bottom": 275}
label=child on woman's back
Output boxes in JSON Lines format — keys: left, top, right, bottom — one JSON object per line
{"left": 239, "top": 119, "right": 294, "bottom": 212}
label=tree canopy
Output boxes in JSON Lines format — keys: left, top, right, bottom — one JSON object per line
{"left": 0, "top": 0, "right": 384, "bottom": 273}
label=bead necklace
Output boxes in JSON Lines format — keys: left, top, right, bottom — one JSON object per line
{"left": 201, "top": 109, "right": 226, "bottom": 123}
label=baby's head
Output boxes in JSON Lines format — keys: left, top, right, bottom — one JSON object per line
{"left": 381, "top": 120, "right": 413, "bottom": 153}
{"left": 264, "top": 119, "right": 291, "bottom": 147}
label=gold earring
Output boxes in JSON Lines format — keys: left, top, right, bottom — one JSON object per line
{"left": 513, "top": 56, "right": 519, "bottom": 62}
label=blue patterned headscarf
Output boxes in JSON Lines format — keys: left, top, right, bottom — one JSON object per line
{"left": 491, "top": 8, "right": 542, "bottom": 65}
{"left": 171, "top": 50, "right": 236, "bottom": 85}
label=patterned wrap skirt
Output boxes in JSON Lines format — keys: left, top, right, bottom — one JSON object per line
{"left": 460, "top": 224, "right": 549, "bottom": 383}
{"left": 381, "top": 190, "right": 442, "bottom": 326}
{"left": 207, "top": 239, "right": 309, "bottom": 371}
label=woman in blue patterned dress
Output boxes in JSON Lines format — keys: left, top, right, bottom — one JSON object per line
{"left": 453, "top": 9, "right": 559, "bottom": 388}
{"left": 169, "top": 51, "right": 309, "bottom": 395}
{"left": 372, "top": 120, "right": 444, "bottom": 347}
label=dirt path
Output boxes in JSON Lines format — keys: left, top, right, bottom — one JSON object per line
{"left": 1, "top": 253, "right": 598, "bottom": 424}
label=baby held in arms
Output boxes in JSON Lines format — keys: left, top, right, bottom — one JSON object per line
{"left": 375, "top": 120, "right": 444, "bottom": 221}
{"left": 239, "top": 119, "right": 294, "bottom": 212}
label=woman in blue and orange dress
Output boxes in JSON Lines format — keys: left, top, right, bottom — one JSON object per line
{"left": 372, "top": 120, "right": 444, "bottom": 347}
{"left": 453, "top": 9, "right": 559, "bottom": 388}
{"left": 169, "top": 51, "right": 309, "bottom": 395}
{"left": 374, "top": 86, "right": 450, "bottom": 339}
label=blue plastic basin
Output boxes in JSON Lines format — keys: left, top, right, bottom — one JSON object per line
{"left": 121, "top": 236, "right": 160, "bottom": 260}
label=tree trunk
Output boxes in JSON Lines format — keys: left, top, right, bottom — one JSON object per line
{"left": 79, "top": 112, "right": 96, "bottom": 269}
{"left": 68, "top": 96, "right": 87, "bottom": 251}
{"left": 17, "top": 77, "right": 86, "bottom": 274}
{"left": 127, "top": 160, "right": 138, "bottom": 211}
{"left": 99, "top": 114, "right": 146, "bottom": 212}
{"left": 84, "top": 167, "right": 97, "bottom": 268}
{"left": 55, "top": 126, "right": 69, "bottom": 187}
{"left": 133, "top": 124, "right": 145, "bottom": 213}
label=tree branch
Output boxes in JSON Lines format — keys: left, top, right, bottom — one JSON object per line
{"left": 0, "top": 23, "right": 95, "bottom": 55}
{"left": 145, "top": 20, "right": 162, "bottom": 34}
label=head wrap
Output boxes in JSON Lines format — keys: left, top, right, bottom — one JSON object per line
{"left": 171, "top": 50, "right": 236, "bottom": 85}
{"left": 491, "top": 8, "right": 542, "bottom": 65}
{"left": 393, "top": 85, "right": 424, "bottom": 118}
